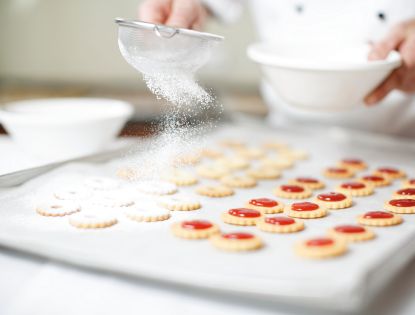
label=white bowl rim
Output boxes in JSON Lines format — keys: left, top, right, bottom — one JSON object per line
{"left": 247, "top": 42, "right": 402, "bottom": 72}
{"left": 0, "top": 97, "right": 134, "bottom": 125}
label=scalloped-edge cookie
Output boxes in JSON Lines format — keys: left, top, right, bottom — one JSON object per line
{"left": 328, "top": 225, "right": 375, "bottom": 242}
{"left": 196, "top": 185, "right": 234, "bottom": 198}
{"left": 220, "top": 174, "right": 257, "bottom": 188}
{"left": 161, "top": 169, "right": 198, "bottom": 186}
{"left": 359, "top": 175, "right": 391, "bottom": 187}
{"left": 288, "top": 177, "right": 325, "bottom": 190}
{"left": 337, "top": 158, "right": 367, "bottom": 171}
{"left": 374, "top": 167, "right": 406, "bottom": 180}
{"left": 125, "top": 206, "right": 171, "bottom": 222}
{"left": 357, "top": 211, "right": 403, "bottom": 226}
{"left": 384, "top": 198, "right": 415, "bottom": 214}
{"left": 171, "top": 220, "right": 220, "bottom": 239}
{"left": 245, "top": 197, "right": 284, "bottom": 214}
{"left": 393, "top": 188, "right": 415, "bottom": 200}
{"left": 69, "top": 213, "right": 117, "bottom": 229}
{"left": 246, "top": 166, "right": 281, "bottom": 180}
{"left": 335, "top": 181, "right": 374, "bottom": 197}
{"left": 295, "top": 237, "right": 347, "bottom": 259}
{"left": 36, "top": 200, "right": 80, "bottom": 217}
{"left": 315, "top": 192, "right": 352, "bottom": 209}
{"left": 274, "top": 184, "right": 312, "bottom": 199}
{"left": 196, "top": 163, "right": 230, "bottom": 179}
{"left": 285, "top": 202, "right": 327, "bottom": 219}
{"left": 158, "top": 194, "right": 201, "bottom": 211}
{"left": 221, "top": 208, "right": 262, "bottom": 226}
{"left": 323, "top": 167, "right": 354, "bottom": 179}
{"left": 210, "top": 232, "right": 263, "bottom": 251}
{"left": 257, "top": 216, "right": 304, "bottom": 233}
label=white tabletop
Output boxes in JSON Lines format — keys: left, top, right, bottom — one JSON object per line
{"left": 1, "top": 135, "right": 415, "bottom": 315}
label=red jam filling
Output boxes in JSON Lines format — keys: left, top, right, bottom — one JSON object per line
{"left": 306, "top": 238, "right": 334, "bottom": 247}
{"left": 327, "top": 167, "right": 348, "bottom": 174}
{"left": 334, "top": 225, "right": 365, "bottom": 234}
{"left": 363, "top": 211, "right": 393, "bottom": 219}
{"left": 410, "top": 179, "right": 415, "bottom": 185}
{"left": 265, "top": 216, "right": 295, "bottom": 225}
{"left": 317, "top": 192, "right": 346, "bottom": 202}
{"left": 296, "top": 177, "right": 318, "bottom": 184}
{"left": 281, "top": 185, "right": 304, "bottom": 193}
{"left": 223, "top": 232, "right": 254, "bottom": 240}
{"left": 362, "top": 175, "right": 384, "bottom": 182}
{"left": 342, "top": 159, "right": 363, "bottom": 165}
{"left": 389, "top": 199, "right": 415, "bottom": 207}
{"left": 291, "top": 202, "right": 319, "bottom": 211}
{"left": 228, "top": 208, "right": 261, "bottom": 218}
{"left": 396, "top": 188, "right": 415, "bottom": 196}
{"left": 377, "top": 167, "right": 399, "bottom": 174}
{"left": 181, "top": 220, "right": 213, "bottom": 230}
{"left": 249, "top": 198, "right": 278, "bottom": 208}
{"left": 341, "top": 182, "right": 365, "bottom": 189}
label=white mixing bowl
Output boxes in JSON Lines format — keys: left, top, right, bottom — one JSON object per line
{"left": 0, "top": 98, "right": 133, "bottom": 160}
{"left": 247, "top": 43, "right": 401, "bottom": 111}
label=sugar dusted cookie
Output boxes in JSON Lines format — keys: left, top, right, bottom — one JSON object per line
{"left": 36, "top": 200, "right": 80, "bottom": 217}
{"left": 357, "top": 211, "right": 402, "bottom": 226}
{"left": 171, "top": 220, "right": 219, "bottom": 239}
{"left": 295, "top": 237, "right": 347, "bottom": 259}
{"left": 221, "top": 208, "right": 262, "bottom": 226}
{"left": 210, "top": 232, "right": 263, "bottom": 251}
{"left": 245, "top": 197, "right": 284, "bottom": 214}
{"left": 402, "top": 178, "right": 415, "bottom": 189}
{"left": 260, "top": 157, "right": 293, "bottom": 169}
{"left": 83, "top": 176, "right": 120, "bottom": 191}
{"left": 196, "top": 163, "right": 230, "bottom": 179}
{"left": 274, "top": 184, "right": 312, "bottom": 199}
{"left": 235, "top": 147, "right": 265, "bottom": 160}
{"left": 196, "top": 185, "right": 234, "bottom": 198}
{"left": 337, "top": 158, "right": 367, "bottom": 171}
{"left": 359, "top": 175, "right": 390, "bottom": 187}
{"left": 162, "top": 169, "right": 198, "bottom": 186}
{"left": 257, "top": 216, "right": 304, "bottom": 233}
{"left": 220, "top": 174, "right": 257, "bottom": 188}
{"left": 285, "top": 202, "right": 327, "bottom": 219}
{"left": 135, "top": 180, "right": 177, "bottom": 195}
{"left": 54, "top": 187, "right": 92, "bottom": 201}
{"left": 328, "top": 225, "right": 375, "bottom": 242}
{"left": 199, "top": 148, "right": 223, "bottom": 159}
{"left": 158, "top": 194, "right": 201, "bottom": 211}
{"left": 69, "top": 213, "right": 117, "bottom": 229}
{"left": 315, "top": 192, "right": 352, "bottom": 209}
{"left": 323, "top": 167, "right": 354, "bottom": 179}
{"left": 125, "top": 206, "right": 171, "bottom": 222}
{"left": 217, "top": 156, "right": 250, "bottom": 170}
{"left": 393, "top": 188, "right": 415, "bottom": 200}
{"left": 246, "top": 166, "right": 281, "bottom": 180}
{"left": 288, "top": 177, "right": 325, "bottom": 190}
{"left": 89, "top": 191, "right": 135, "bottom": 208}
{"left": 116, "top": 167, "right": 139, "bottom": 181}
{"left": 173, "top": 152, "right": 202, "bottom": 165}
{"left": 384, "top": 198, "right": 415, "bottom": 214}
{"left": 336, "top": 181, "right": 374, "bottom": 197}
{"left": 374, "top": 167, "right": 406, "bottom": 180}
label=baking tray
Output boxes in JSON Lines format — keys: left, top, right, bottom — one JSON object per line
{"left": 0, "top": 120, "right": 414, "bottom": 312}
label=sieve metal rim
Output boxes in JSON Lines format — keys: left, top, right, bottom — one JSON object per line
{"left": 114, "top": 18, "right": 224, "bottom": 42}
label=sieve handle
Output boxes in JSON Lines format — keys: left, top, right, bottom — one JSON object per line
{"left": 153, "top": 25, "right": 178, "bottom": 39}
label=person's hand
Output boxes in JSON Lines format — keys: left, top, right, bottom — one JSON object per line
{"left": 365, "top": 20, "right": 415, "bottom": 106}
{"left": 138, "top": 0, "right": 208, "bottom": 30}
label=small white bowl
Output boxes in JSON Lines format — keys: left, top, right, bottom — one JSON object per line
{"left": 247, "top": 43, "right": 401, "bottom": 111}
{"left": 0, "top": 98, "right": 133, "bottom": 160}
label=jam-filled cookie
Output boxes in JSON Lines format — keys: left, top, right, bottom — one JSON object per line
{"left": 374, "top": 167, "right": 406, "bottom": 180}
{"left": 210, "top": 232, "right": 263, "bottom": 251}
{"left": 245, "top": 197, "right": 284, "bottom": 214}
{"left": 285, "top": 202, "right": 327, "bottom": 219}
{"left": 257, "top": 216, "right": 304, "bottom": 233}
{"left": 337, "top": 158, "right": 367, "bottom": 171}
{"left": 336, "top": 181, "right": 374, "bottom": 197}
{"left": 171, "top": 220, "right": 220, "bottom": 239}
{"left": 393, "top": 188, "right": 415, "bottom": 200}
{"left": 295, "top": 237, "right": 347, "bottom": 259}
{"left": 402, "top": 178, "right": 415, "bottom": 189}
{"left": 328, "top": 225, "right": 375, "bottom": 242}
{"left": 323, "top": 167, "right": 354, "bottom": 179}
{"left": 220, "top": 174, "right": 257, "bottom": 188}
{"left": 274, "top": 184, "right": 312, "bottom": 199}
{"left": 357, "top": 211, "right": 403, "bottom": 227}
{"left": 288, "top": 177, "right": 325, "bottom": 190}
{"left": 359, "top": 175, "right": 390, "bottom": 187}
{"left": 315, "top": 192, "right": 353, "bottom": 209}
{"left": 221, "top": 208, "right": 262, "bottom": 226}
{"left": 384, "top": 198, "right": 415, "bottom": 214}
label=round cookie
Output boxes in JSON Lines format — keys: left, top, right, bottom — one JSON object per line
{"left": 359, "top": 175, "right": 390, "bottom": 187}
{"left": 279, "top": 149, "right": 309, "bottom": 161}
{"left": 374, "top": 167, "right": 406, "bottom": 180}
{"left": 260, "top": 157, "right": 293, "bottom": 169}
{"left": 125, "top": 206, "right": 171, "bottom": 222}
{"left": 135, "top": 180, "right": 177, "bottom": 195}
{"left": 69, "top": 213, "right": 117, "bottom": 229}
{"left": 158, "top": 194, "right": 201, "bottom": 211}
{"left": 262, "top": 140, "right": 289, "bottom": 151}
{"left": 216, "top": 156, "right": 250, "bottom": 170}
{"left": 257, "top": 216, "right": 304, "bottom": 233}
{"left": 295, "top": 237, "right": 347, "bottom": 259}
{"left": 328, "top": 225, "right": 375, "bottom": 242}
{"left": 245, "top": 197, "right": 284, "bottom": 214}
{"left": 88, "top": 191, "right": 135, "bottom": 208}
{"left": 288, "top": 177, "right": 325, "bottom": 190}
{"left": 236, "top": 147, "right": 265, "bottom": 160}
{"left": 171, "top": 220, "right": 220, "bottom": 239}
{"left": 173, "top": 152, "right": 201, "bottom": 165}
{"left": 210, "top": 232, "right": 263, "bottom": 251}
{"left": 315, "top": 192, "right": 352, "bottom": 209}
{"left": 336, "top": 181, "right": 374, "bottom": 197}
{"left": 220, "top": 174, "right": 257, "bottom": 188}
{"left": 196, "top": 185, "right": 234, "bottom": 198}
{"left": 199, "top": 148, "right": 223, "bottom": 159}
{"left": 162, "top": 169, "right": 198, "bottom": 186}
{"left": 221, "top": 208, "right": 262, "bottom": 226}
{"left": 384, "top": 199, "right": 415, "bottom": 214}
{"left": 246, "top": 166, "right": 281, "bottom": 180}
{"left": 402, "top": 178, "right": 415, "bottom": 189}
{"left": 285, "top": 201, "right": 327, "bottom": 219}
{"left": 36, "top": 200, "right": 80, "bottom": 217}
{"left": 54, "top": 187, "right": 92, "bottom": 201}
{"left": 323, "top": 167, "right": 354, "bottom": 179}
{"left": 337, "top": 158, "right": 367, "bottom": 171}
{"left": 393, "top": 188, "right": 415, "bottom": 200}
{"left": 196, "top": 164, "right": 230, "bottom": 179}
{"left": 357, "top": 211, "right": 403, "bottom": 226}
{"left": 274, "top": 184, "right": 312, "bottom": 199}
{"left": 83, "top": 176, "right": 120, "bottom": 191}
